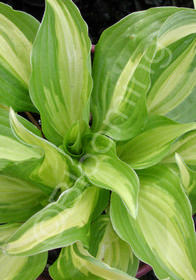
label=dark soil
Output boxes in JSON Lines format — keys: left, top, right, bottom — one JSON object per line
{"left": 1, "top": 0, "right": 195, "bottom": 279}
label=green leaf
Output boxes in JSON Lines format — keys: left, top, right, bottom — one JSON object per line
{"left": 49, "top": 215, "right": 139, "bottom": 280}
{"left": 0, "top": 122, "right": 51, "bottom": 196}
{"left": 91, "top": 7, "right": 182, "bottom": 141}
{"left": 81, "top": 134, "right": 139, "bottom": 219}
{"left": 146, "top": 9, "right": 196, "bottom": 119}
{"left": 0, "top": 224, "right": 47, "bottom": 280}
{"left": 166, "top": 88, "right": 196, "bottom": 124}
{"left": 0, "top": 134, "right": 41, "bottom": 171}
{"left": 10, "top": 108, "right": 80, "bottom": 190}
{"left": 89, "top": 215, "right": 139, "bottom": 276}
{"left": 0, "top": 3, "right": 39, "bottom": 112}
{"left": 157, "top": 9, "right": 196, "bottom": 47}
{"left": 175, "top": 153, "right": 196, "bottom": 214}
{"left": 0, "top": 251, "right": 47, "bottom": 280}
{"left": 0, "top": 108, "right": 56, "bottom": 196}
{"left": 146, "top": 9, "right": 196, "bottom": 123}
{"left": 91, "top": 190, "right": 110, "bottom": 222}
{"left": 63, "top": 120, "right": 90, "bottom": 158}
{"left": 0, "top": 223, "right": 20, "bottom": 243}
{"left": 4, "top": 178, "right": 101, "bottom": 256}
{"left": 162, "top": 130, "right": 196, "bottom": 168}
{"left": 110, "top": 165, "right": 196, "bottom": 280}
{"left": 0, "top": 107, "right": 42, "bottom": 171}
{"left": 147, "top": 33, "right": 196, "bottom": 119}
{"left": 0, "top": 126, "right": 52, "bottom": 196}
{"left": 30, "top": 0, "right": 92, "bottom": 146}
{"left": 0, "top": 106, "right": 42, "bottom": 138}
{"left": 49, "top": 242, "right": 138, "bottom": 280}
{"left": 0, "top": 106, "right": 14, "bottom": 138}
{"left": 0, "top": 175, "right": 48, "bottom": 223}
{"left": 117, "top": 115, "right": 196, "bottom": 169}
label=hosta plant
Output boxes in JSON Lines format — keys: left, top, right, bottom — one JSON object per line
{"left": 0, "top": 0, "right": 196, "bottom": 279}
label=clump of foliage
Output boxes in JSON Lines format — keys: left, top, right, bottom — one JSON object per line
{"left": 0, "top": 0, "right": 196, "bottom": 279}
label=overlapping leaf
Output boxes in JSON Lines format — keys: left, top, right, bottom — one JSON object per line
{"left": 147, "top": 9, "right": 196, "bottom": 121}
{"left": 0, "top": 106, "right": 42, "bottom": 138}
{"left": 0, "top": 107, "right": 53, "bottom": 218}
{"left": 0, "top": 108, "right": 42, "bottom": 171}
{"left": 175, "top": 154, "right": 196, "bottom": 214}
{"left": 110, "top": 165, "right": 196, "bottom": 280}
{"left": 49, "top": 215, "right": 139, "bottom": 279}
{"left": 0, "top": 223, "right": 20, "bottom": 243}
{"left": 0, "top": 106, "right": 42, "bottom": 167}
{"left": 162, "top": 130, "right": 196, "bottom": 169}
{"left": 30, "top": 0, "right": 92, "bottom": 145}
{"left": 4, "top": 178, "right": 101, "bottom": 256}
{"left": 89, "top": 215, "right": 139, "bottom": 276}
{"left": 0, "top": 175, "right": 48, "bottom": 223}
{"left": 91, "top": 7, "right": 183, "bottom": 141}
{"left": 81, "top": 134, "right": 139, "bottom": 218}
{"left": 0, "top": 3, "right": 39, "bottom": 112}
{"left": 117, "top": 116, "right": 196, "bottom": 169}
{"left": 0, "top": 223, "right": 47, "bottom": 280}
{"left": 10, "top": 109, "right": 80, "bottom": 190}
{"left": 63, "top": 120, "right": 90, "bottom": 158}
{"left": 91, "top": 7, "right": 196, "bottom": 141}
{"left": 49, "top": 242, "right": 138, "bottom": 280}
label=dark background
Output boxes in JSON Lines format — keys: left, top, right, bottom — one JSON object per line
{"left": 0, "top": 0, "right": 194, "bottom": 279}
{"left": 1, "top": 0, "right": 194, "bottom": 43}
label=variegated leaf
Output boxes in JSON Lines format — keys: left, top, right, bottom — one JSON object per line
{"left": 0, "top": 223, "right": 20, "bottom": 243}
{"left": 81, "top": 134, "right": 139, "bottom": 218}
{"left": 30, "top": 0, "right": 92, "bottom": 145}
{"left": 91, "top": 7, "right": 182, "bottom": 141}
{"left": 49, "top": 242, "right": 138, "bottom": 280}
{"left": 0, "top": 175, "right": 48, "bottom": 223}
{"left": 110, "top": 165, "right": 196, "bottom": 280}
{"left": 89, "top": 215, "right": 139, "bottom": 276}
{"left": 0, "top": 132, "right": 41, "bottom": 172}
{"left": 10, "top": 109, "right": 80, "bottom": 190}
{"left": 162, "top": 130, "right": 196, "bottom": 169}
{"left": 0, "top": 3, "right": 39, "bottom": 112}
{"left": 147, "top": 10, "right": 196, "bottom": 121}
{"left": 4, "top": 178, "right": 101, "bottom": 256}
{"left": 0, "top": 107, "right": 42, "bottom": 171}
{"left": 0, "top": 108, "right": 61, "bottom": 197}
{"left": 0, "top": 251, "right": 47, "bottom": 280}
{"left": 0, "top": 106, "right": 42, "bottom": 138}
{"left": 117, "top": 116, "right": 196, "bottom": 169}
{"left": 175, "top": 153, "right": 196, "bottom": 214}
{"left": 0, "top": 224, "right": 47, "bottom": 280}
{"left": 63, "top": 120, "right": 90, "bottom": 158}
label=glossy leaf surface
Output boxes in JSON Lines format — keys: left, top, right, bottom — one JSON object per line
{"left": 30, "top": 0, "right": 92, "bottom": 145}
{"left": 49, "top": 242, "right": 138, "bottom": 280}
{"left": 10, "top": 109, "right": 80, "bottom": 190}
{"left": 81, "top": 134, "right": 139, "bottom": 218}
{"left": 0, "top": 224, "right": 47, "bottom": 280}
{"left": 91, "top": 7, "right": 181, "bottom": 141}
{"left": 89, "top": 215, "right": 139, "bottom": 276}
{"left": 117, "top": 116, "right": 196, "bottom": 169}
{"left": 147, "top": 10, "right": 196, "bottom": 121}
{"left": 175, "top": 154, "right": 196, "bottom": 214}
{"left": 111, "top": 165, "right": 196, "bottom": 280}
{"left": 162, "top": 130, "right": 196, "bottom": 168}
{"left": 0, "top": 175, "right": 47, "bottom": 223}
{"left": 0, "top": 251, "right": 47, "bottom": 280}
{"left": 0, "top": 107, "right": 44, "bottom": 173}
{"left": 4, "top": 179, "right": 100, "bottom": 256}
{"left": 0, "top": 3, "right": 39, "bottom": 112}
